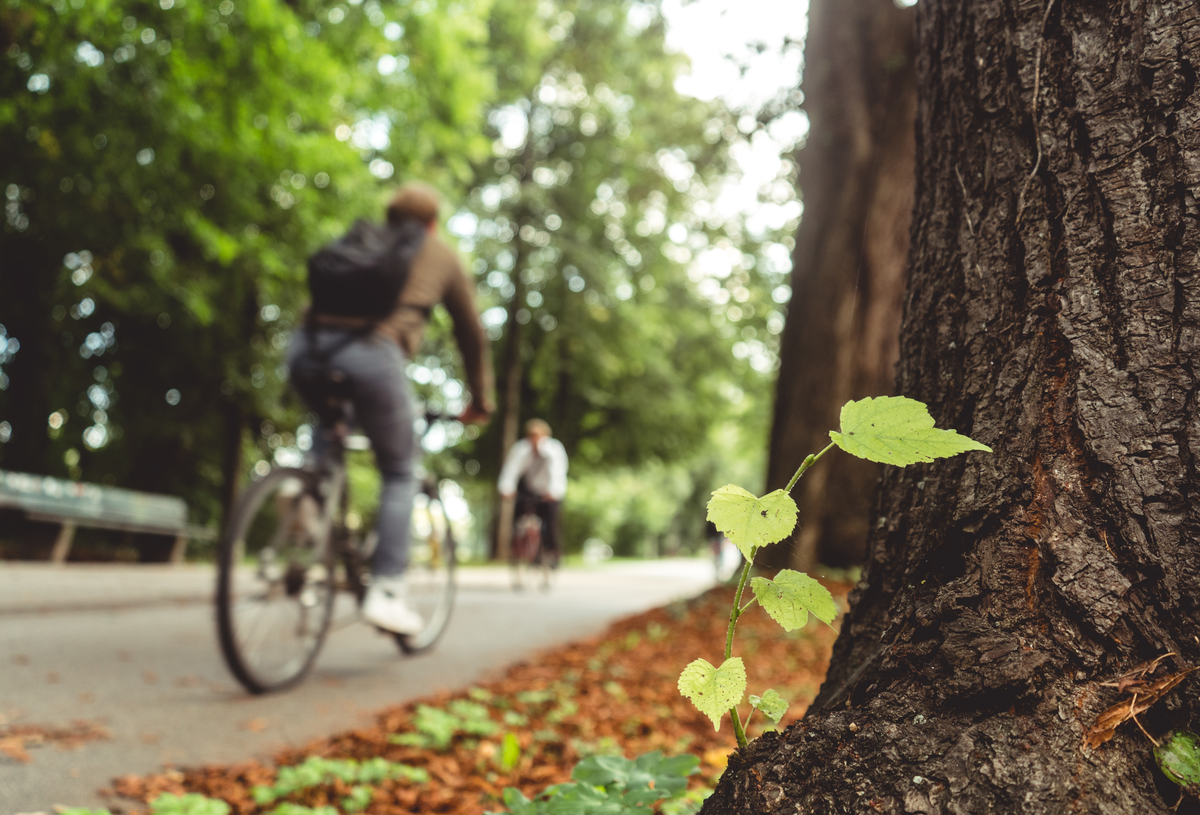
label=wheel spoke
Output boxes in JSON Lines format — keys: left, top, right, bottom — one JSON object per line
{"left": 217, "top": 469, "right": 336, "bottom": 693}
{"left": 395, "top": 490, "right": 456, "bottom": 653}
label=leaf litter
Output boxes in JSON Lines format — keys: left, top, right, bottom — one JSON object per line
{"left": 104, "top": 580, "right": 848, "bottom": 814}
{"left": 0, "top": 719, "right": 110, "bottom": 763}
{"left": 1084, "top": 654, "right": 1195, "bottom": 750}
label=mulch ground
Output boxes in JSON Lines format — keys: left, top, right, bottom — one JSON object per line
{"left": 106, "top": 579, "right": 849, "bottom": 814}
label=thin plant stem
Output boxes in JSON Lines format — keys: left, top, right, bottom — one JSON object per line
{"left": 784, "top": 442, "right": 836, "bottom": 495}
{"left": 726, "top": 557, "right": 754, "bottom": 748}
{"left": 724, "top": 442, "right": 834, "bottom": 750}
{"left": 725, "top": 558, "right": 753, "bottom": 660}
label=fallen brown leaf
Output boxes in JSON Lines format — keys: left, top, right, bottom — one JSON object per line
{"left": 1084, "top": 665, "right": 1195, "bottom": 750}
{"left": 106, "top": 581, "right": 849, "bottom": 815}
{"left": 244, "top": 718, "right": 269, "bottom": 733}
{"left": 0, "top": 719, "right": 110, "bottom": 763}
{"left": 0, "top": 735, "right": 31, "bottom": 762}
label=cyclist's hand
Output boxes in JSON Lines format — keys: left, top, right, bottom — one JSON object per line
{"left": 457, "top": 404, "right": 491, "bottom": 425}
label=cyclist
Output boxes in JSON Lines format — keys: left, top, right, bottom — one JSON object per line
{"left": 289, "top": 182, "right": 493, "bottom": 634}
{"left": 498, "top": 419, "right": 568, "bottom": 567}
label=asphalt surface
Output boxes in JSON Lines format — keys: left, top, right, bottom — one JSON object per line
{"left": 0, "top": 559, "right": 715, "bottom": 814}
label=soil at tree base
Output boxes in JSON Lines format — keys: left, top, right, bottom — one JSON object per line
{"left": 102, "top": 580, "right": 848, "bottom": 814}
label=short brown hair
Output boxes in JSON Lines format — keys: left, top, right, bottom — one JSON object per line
{"left": 386, "top": 182, "right": 440, "bottom": 225}
{"left": 525, "top": 419, "right": 552, "bottom": 437}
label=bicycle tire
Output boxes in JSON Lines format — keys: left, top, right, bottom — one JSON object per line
{"left": 509, "top": 513, "right": 541, "bottom": 591}
{"left": 216, "top": 467, "right": 337, "bottom": 693}
{"left": 536, "top": 538, "right": 553, "bottom": 591}
{"left": 394, "top": 480, "right": 457, "bottom": 654}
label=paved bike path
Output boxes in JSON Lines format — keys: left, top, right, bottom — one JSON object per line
{"left": 0, "top": 559, "right": 714, "bottom": 813}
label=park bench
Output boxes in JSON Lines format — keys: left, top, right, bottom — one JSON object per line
{"left": 0, "top": 469, "right": 212, "bottom": 563}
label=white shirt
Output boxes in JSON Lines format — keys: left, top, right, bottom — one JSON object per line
{"left": 498, "top": 437, "right": 569, "bottom": 501}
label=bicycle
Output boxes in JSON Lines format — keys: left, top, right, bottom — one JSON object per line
{"left": 510, "top": 504, "right": 552, "bottom": 591}
{"left": 215, "top": 409, "right": 457, "bottom": 694}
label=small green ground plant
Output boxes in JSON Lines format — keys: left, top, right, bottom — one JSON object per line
{"left": 63, "top": 758, "right": 428, "bottom": 815}
{"left": 678, "top": 396, "right": 991, "bottom": 747}
{"left": 61, "top": 793, "right": 230, "bottom": 815}
{"left": 487, "top": 751, "right": 700, "bottom": 815}
{"left": 387, "top": 699, "right": 500, "bottom": 750}
{"left": 250, "top": 756, "right": 427, "bottom": 811}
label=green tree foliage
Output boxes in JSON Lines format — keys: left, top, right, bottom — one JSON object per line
{"left": 1, "top": 0, "right": 797, "bottom": 559}
{"left": 471, "top": 0, "right": 768, "bottom": 465}
{"left": 0, "top": 0, "right": 495, "bottom": 524}
{"left": 420, "top": 0, "right": 795, "bottom": 551}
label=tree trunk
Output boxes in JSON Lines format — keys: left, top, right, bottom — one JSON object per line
{"left": 705, "top": 1, "right": 1200, "bottom": 812}
{"left": 0, "top": 240, "right": 57, "bottom": 475}
{"left": 493, "top": 139, "right": 536, "bottom": 561}
{"left": 219, "top": 400, "right": 243, "bottom": 532}
{"left": 762, "top": 0, "right": 916, "bottom": 572}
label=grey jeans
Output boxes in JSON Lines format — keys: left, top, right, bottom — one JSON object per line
{"left": 287, "top": 328, "right": 417, "bottom": 577}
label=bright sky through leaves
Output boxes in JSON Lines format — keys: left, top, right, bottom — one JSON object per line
{"left": 662, "top": 0, "right": 809, "bottom": 235}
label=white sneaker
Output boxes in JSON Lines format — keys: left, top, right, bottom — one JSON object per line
{"left": 362, "top": 576, "right": 424, "bottom": 635}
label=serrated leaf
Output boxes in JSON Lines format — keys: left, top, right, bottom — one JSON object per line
{"left": 678, "top": 658, "right": 746, "bottom": 731}
{"left": 706, "top": 485, "right": 798, "bottom": 559}
{"left": 829, "top": 396, "right": 991, "bottom": 466}
{"left": 751, "top": 570, "right": 837, "bottom": 631}
{"left": 748, "top": 689, "right": 788, "bottom": 724}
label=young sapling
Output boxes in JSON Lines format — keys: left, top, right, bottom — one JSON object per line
{"left": 678, "top": 396, "right": 992, "bottom": 747}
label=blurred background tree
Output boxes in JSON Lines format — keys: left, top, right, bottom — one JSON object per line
{"left": 0, "top": 0, "right": 496, "bottom": 545}
{"left": 0, "top": 0, "right": 803, "bottom": 562}
{"left": 436, "top": 0, "right": 792, "bottom": 558}
{"left": 759, "top": 0, "right": 917, "bottom": 573}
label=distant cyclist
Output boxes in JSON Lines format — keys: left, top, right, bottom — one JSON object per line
{"left": 498, "top": 419, "right": 568, "bottom": 567}
{"left": 289, "top": 182, "right": 493, "bottom": 634}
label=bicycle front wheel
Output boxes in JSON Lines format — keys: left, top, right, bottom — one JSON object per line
{"left": 395, "top": 484, "right": 456, "bottom": 654}
{"left": 216, "top": 467, "right": 337, "bottom": 693}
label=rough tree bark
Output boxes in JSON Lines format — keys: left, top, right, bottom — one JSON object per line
{"left": 762, "top": 0, "right": 916, "bottom": 572}
{"left": 706, "top": 1, "right": 1200, "bottom": 812}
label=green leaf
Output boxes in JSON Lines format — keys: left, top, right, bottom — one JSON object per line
{"left": 678, "top": 658, "right": 747, "bottom": 731}
{"left": 706, "top": 486, "right": 798, "bottom": 559}
{"left": 341, "top": 786, "right": 373, "bottom": 813}
{"left": 639, "top": 752, "right": 700, "bottom": 797}
{"left": 1156, "top": 729, "right": 1200, "bottom": 787}
{"left": 495, "top": 787, "right": 536, "bottom": 815}
{"left": 500, "top": 731, "right": 522, "bottom": 771}
{"left": 751, "top": 570, "right": 838, "bottom": 630}
{"left": 829, "top": 396, "right": 992, "bottom": 466}
{"left": 149, "top": 794, "right": 231, "bottom": 815}
{"left": 748, "top": 689, "right": 788, "bottom": 724}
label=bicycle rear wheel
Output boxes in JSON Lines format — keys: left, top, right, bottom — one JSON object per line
{"left": 394, "top": 482, "right": 456, "bottom": 654}
{"left": 510, "top": 514, "right": 536, "bottom": 590}
{"left": 216, "top": 467, "right": 337, "bottom": 693}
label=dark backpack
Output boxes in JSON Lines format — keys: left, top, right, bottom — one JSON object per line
{"left": 306, "top": 218, "right": 426, "bottom": 320}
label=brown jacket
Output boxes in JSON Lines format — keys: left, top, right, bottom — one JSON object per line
{"left": 313, "top": 232, "right": 495, "bottom": 413}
